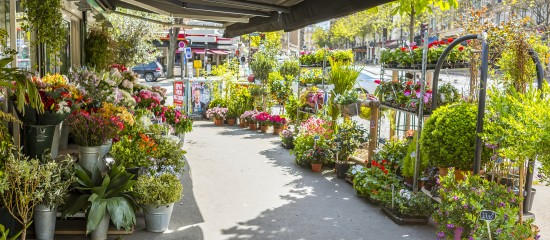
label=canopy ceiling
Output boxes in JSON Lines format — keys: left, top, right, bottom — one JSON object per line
{"left": 94, "top": 0, "right": 393, "bottom": 37}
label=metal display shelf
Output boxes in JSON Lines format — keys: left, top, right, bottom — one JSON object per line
{"left": 382, "top": 67, "right": 470, "bottom": 72}
{"left": 379, "top": 103, "right": 432, "bottom": 116}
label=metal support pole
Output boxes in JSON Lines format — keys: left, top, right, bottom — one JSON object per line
{"left": 413, "top": 24, "right": 429, "bottom": 192}
{"left": 473, "top": 32, "right": 489, "bottom": 175}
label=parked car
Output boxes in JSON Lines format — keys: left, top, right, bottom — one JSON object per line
{"left": 131, "top": 61, "right": 164, "bottom": 82}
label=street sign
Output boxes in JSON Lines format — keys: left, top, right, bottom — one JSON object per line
{"left": 185, "top": 47, "right": 192, "bottom": 59}
{"left": 178, "top": 41, "right": 186, "bottom": 48}
{"left": 173, "top": 81, "right": 185, "bottom": 107}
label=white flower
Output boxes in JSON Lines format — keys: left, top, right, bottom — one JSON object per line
{"left": 56, "top": 101, "right": 71, "bottom": 114}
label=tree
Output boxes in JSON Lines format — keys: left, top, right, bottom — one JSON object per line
{"left": 312, "top": 27, "right": 332, "bottom": 48}
{"left": 85, "top": 23, "right": 115, "bottom": 70}
{"left": 167, "top": 18, "right": 183, "bottom": 79}
{"left": 108, "top": 8, "right": 168, "bottom": 66}
{"left": 242, "top": 31, "right": 283, "bottom": 56}
{"left": 392, "top": 0, "right": 458, "bottom": 43}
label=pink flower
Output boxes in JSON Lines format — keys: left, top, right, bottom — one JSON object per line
{"left": 374, "top": 79, "right": 381, "bottom": 84}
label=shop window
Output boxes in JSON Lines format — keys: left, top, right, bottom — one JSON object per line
{"left": 15, "top": 0, "right": 31, "bottom": 71}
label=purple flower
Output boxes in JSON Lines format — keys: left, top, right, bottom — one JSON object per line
{"left": 499, "top": 202, "right": 505, "bottom": 207}
{"left": 404, "top": 89, "right": 411, "bottom": 96}
{"left": 453, "top": 196, "right": 459, "bottom": 201}
{"left": 446, "top": 223, "right": 454, "bottom": 229}
{"left": 536, "top": 234, "right": 541, "bottom": 240}
{"left": 496, "top": 228, "right": 502, "bottom": 234}
{"left": 437, "top": 232, "right": 445, "bottom": 238}
{"left": 469, "top": 237, "right": 474, "bottom": 240}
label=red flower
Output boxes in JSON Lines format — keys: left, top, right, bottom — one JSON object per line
{"left": 381, "top": 159, "right": 387, "bottom": 164}
{"left": 412, "top": 45, "right": 419, "bottom": 50}
{"left": 400, "top": 47, "right": 407, "bottom": 51}
{"left": 458, "top": 46, "right": 465, "bottom": 51}
{"left": 406, "top": 81, "right": 413, "bottom": 86}
{"left": 383, "top": 169, "right": 389, "bottom": 175}
{"left": 374, "top": 79, "right": 381, "bottom": 84}
{"left": 447, "top": 38, "right": 454, "bottom": 43}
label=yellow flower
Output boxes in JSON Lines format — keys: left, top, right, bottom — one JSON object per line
{"left": 42, "top": 74, "right": 67, "bottom": 86}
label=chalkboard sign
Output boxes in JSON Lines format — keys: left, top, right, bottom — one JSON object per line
{"left": 378, "top": 138, "right": 386, "bottom": 144}
{"left": 480, "top": 210, "right": 496, "bottom": 221}
{"left": 314, "top": 135, "right": 320, "bottom": 141}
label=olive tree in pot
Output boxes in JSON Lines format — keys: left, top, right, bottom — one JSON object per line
{"left": 135, "top": 173, "right": 183, "bottom": 232}
{"left": 62, "top": 165, "right": 137, "bottom": 240}
{"left": 33, "top": 155, "right": 75, "bottom": 240}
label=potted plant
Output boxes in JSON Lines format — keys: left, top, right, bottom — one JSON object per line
{"left": 381, "top": 187, "right": 435, "bottom": 225}
{"left": 62, "top": 165, "right": 137, "bottom": 240}
{"left": 33, "top": 155, "right": 75, "bottom": 240}
{"left": 0, "top": 149, "right": 55, "bottom": 240}
{"left": 206, "top": 107, "right": 228, "bottom": 126}
{"left": 110, "top": 132, "right": 158, "bottom": 175}
{"left": 334, "top": 90, "right": 360, "bottom": 117}
{"left": 240, "top": 110, "right": 257, "bottom": 130}
{"left": 134, "top": 172, "right": 183, "bottom": 232}
{"left": 254, "top": 112, "right": 271, "bottom": 133}
{"left": 163, "top": 106, "right": 193, "bottom": 143}
{"left": 353, "top": 160, "right": 398, "bottom": 205}
{"left": 280, "top": 130, "right": 294, "bottom": 149}
{"left": 269, "top": 115, "right": 287, "bottom": 135}
{"left": 420, "top": 102, "right": 490, "bottom": 178}
{"left": 333, "top": 120, "right": 368, "bottom": 178}
{"left": 291, "top": 117, "right": 333, "bottom": 167}
{"left": 226, "top": 108, "right": 238, "bottom": 126}
{"left": 302, "top": 146, "right": 333, "bottom": 173}
{"left": 67, "top": 109, "right": 124, "bottom": 173}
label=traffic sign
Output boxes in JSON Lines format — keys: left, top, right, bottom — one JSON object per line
{"left": 185, "top": 47, "right": 192, "bottom": 59}
{"left": 178, "top": 41, "right": 186, "bottom": 48}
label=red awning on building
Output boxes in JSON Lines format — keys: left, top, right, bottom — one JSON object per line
{"left": 192, "top": 49, "right": 206, "bottom": 55}
{"left": 210, "top": 50, "right": 228, "bottom": 55}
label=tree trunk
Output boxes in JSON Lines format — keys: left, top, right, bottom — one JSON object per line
{"left": 409, "top": 3, "right": 416, "bottom": 44}
{"left": 167, "top": 26, "right": 180, "bottom": 79}
{"left": 519, "top": 162, "right": 525, "bottom": 223}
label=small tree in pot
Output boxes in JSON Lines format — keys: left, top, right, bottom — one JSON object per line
{"left": 134, "top": 172, "right": 183, "bottom": 232}
{"left": 333, "top": 119, "right": 368, "bottom": 178}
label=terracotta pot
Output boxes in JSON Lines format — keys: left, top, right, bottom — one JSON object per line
{"left": 311, "top": 163, "right": 322, "bottom": 173}
{"left": 438, "top": 167, "right": 449, "bottom": 177}
{"left": 239, "top": 119, "right": 246, "bottom": 128}
{"left": 214, "top": 118, "right": 223, "bottom": 126}
{"left": 273, "top": 126, "right": 282, "bottom": 135}
{"left": 249, "top": 123, "right": 257, "bottom": 130}
{"left": 282, "top": 125, "right": 288, "bottom": 130}
{"left": 260, "top": 125, "right": 268, "bottom": 133}
{"left": 454, "top": 170, "right": 472, "bottom": 181}
{"left": 227, "top": 118, "right": 236, "bottom": 126}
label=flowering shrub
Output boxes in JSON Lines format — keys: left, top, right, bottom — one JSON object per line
{"left": 206, "top": 107, "right": 228, "bottom": 120}
{"left": 253, "top": 112, "right": 271, "bottom": 126}
{"left": 269, "top": 115, "right": 287, "bottom": 128}
{"left": 135, "top": 173, "right": 182, "bottom": 206}
{"left": 111, "top": 133, "right": 157, "bottom": 169}
{"left": 434, "top": 169, "right": 538, "bottom": 240}
{"left": 99, "top": 102, "right": 135, "bottom": 126}
{"left": 353, "top": 160, "right": 398, "bottom": 203}
{"left": 68, "top": 68, "right": 121, "bottom": 105}
{"left": 67, "top": 110, "right": 124, "bottom": 146}
{"left": 240, "top": 110, "right": 259, "bottom": 123}
{"left": 291, "top": 117, "right": 333, "bottom": 165}
{"left": 302, "top": 146, "right": 334, "bottom": 164}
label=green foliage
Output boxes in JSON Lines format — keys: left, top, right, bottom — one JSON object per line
{"left": 334, "top": 90, "right": 359, "bottom": 105}
{"left": 375, "top": 139, "right": 409, "bottom": 167}
{"left": 353, "top": 160, "right": 399, "bottom": 202}
{"left": 437, "top": 83, "right": 460, "bottom": 106}
{"left": 302, "top": 147, "right": 334, "bottom": 164}
{"left": 391, "top": 188, "right": 436, "bottom": 218}
{"left": 152, "top": 136, "right": 186, "bottom": 174}
{"left": 22, "top": 0, "right": 67, "bottom": 53}
{"left": 135, "top": 173, "right": 182, "bottom": 206}
{"left": 250, "top": 51, "right": 276, "bottom": 82}
{"left": 334, "top": 119, "right": 368, "bottom": 161}
{"left": 331, "top": 50, "right": 354, "bottom": 63}
{"left": 291, "top": 117, "right": 334, "bottom": 165}
{"left": 85, "top": 24, "right": 115, "bottom": 70}
{"left": 209, "top": 98, "right": 228, "bottom": 108}
{"left": 62, "top": 165, "right": 137, "bottom": 233}
{"left": 278, "top": 59, "right": 300, "bottom": 80}
{"left": 329, "top": 60, "right": 360, "bottom": 96}
{"left": 242, "top": 31, "right": 282, "bottom": 55}
{"left": 421, "top": 102, "right": 489, "bottom": 170}
{"left": 299, "top": 68, "right": 324, "bottom": 85}
{"left": 37, "top": 155, "right": 76, "bottom": 207}
{"left": 434, "top": 170, "right": 535, "bottom": 239}
{"left": 111, "top": 134, "right": 156, "bottom": 169}
{"left": 401, "top": 134, "right": 427, "bottom": 178}
{"left": 108, "top": 8, "right": 165, "bottom": 66}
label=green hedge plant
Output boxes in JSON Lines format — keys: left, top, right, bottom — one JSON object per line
{"left": 135, "top": 173, "right": 183, "bottom": 206}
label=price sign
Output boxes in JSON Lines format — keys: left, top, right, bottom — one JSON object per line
{"left": 314, "top": 135, "right": 320, "bottom": 141}
{"left": 495, "top": 157, "right": 503, "bottom": 164}
{"left": 410, "top": 151, "right": 416, "bottom": 158}
{"left": 480, "top": 210, "right": 496, "bottom": 221}
{"left": 173, "top": 81, "right": 185, "bottom": 107}
{"left": 378, "top": 138, "right": 386, "bottom": 144}
{"left": 480, "top": 210, "right": 496, "bottom": 240}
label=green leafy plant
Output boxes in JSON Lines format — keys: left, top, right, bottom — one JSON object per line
{"left": 279, "top": 59, "right": 300, "bottom": 80}
{"left": 389, "top": 187, "right": 435, "bottom": 218}
{"left": 433, "top": 169, "right": 536, "bottom": 239}
{"left": 291, "top": 117, "right": 334, "bottom": 165}
{"left": 37, "top": 155, "right": 76, "bottom": 208}
{"left": 374, "top": 139, "right": 409, "bottom": 166}
{"left": 134, "top": 173, "right": 182, "bottom": 206}
{"left": 353, "top": 160, "right": 399, "bottom": 203}
{"left": 333, "top": 119, "right": 368, "bottom": 161}
{"left": 62, "top": 165, "right": 137, "bottom": 234}
{"left": 334, "top": 90, "right": 359, "bottom": 106}
{"left": 22, "top": 0, "right": 67, "bottom": 54}
{"left": 85, "top": 24, "right": 115, "bottom": 70}
{"left": 401, "top": 133, "right": 427, "bottom": 178}
{"left": 421, "top": 102, "right": 489, "bottom": 170}
{"left": 302, "top": 146, "right": 334, "bottom": 164}
{"left": 250, "top": 51, "right": 276, "bottom": 83}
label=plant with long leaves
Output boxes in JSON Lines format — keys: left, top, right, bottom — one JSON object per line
{"left": 62, "top": 165, "right": 138, "bottom": 234}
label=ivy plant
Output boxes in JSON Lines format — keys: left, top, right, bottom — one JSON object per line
{"left": 22, "top": 0, "right": 67, "bottom": 53}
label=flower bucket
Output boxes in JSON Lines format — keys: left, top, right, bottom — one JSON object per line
{"left": 227, "top": 118, "right": 236, "bottom": 126}
{"left": 260, "top": 125, "right": 268, "bottom": 133}
{"left": 50, "top": 123, "right": 62, "bottom": 158}
{"left": 90, "top": 212, "right": 110, "bottom": 240}
{"left": 249, "top": 123, "right": 257, "bottom": 130}
{"left": 78, "top": 146, "right": 101, "bottom": 173}
{"left": 99, "top": 141, "right": 113, "bottom": 172}
{"left": 311, "top": 163, "right": 322, "bottom": 173}
{"left": 33, "top": 204, "right": 57, "bottom": 240}
{"left": 22, "top": 124, "right": 56, "bottom": 160}
{"left": 144, "top": 203, "right": 174, "bottom": 232}
{"left": 59, "top": 121, "right": 70, "bottom": 150}
{"left": 273, "top": 126, "right": 282, "bottom": 135}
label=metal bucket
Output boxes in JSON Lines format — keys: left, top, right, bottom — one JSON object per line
{"left": 22, "top": 125, "right": 56, "bottom": 160}
{"left": 98, "top": 141, "right": 113, "bottom": 172}
{"left": 178, "top": 133, "right": 186, "bottom": 145}
{"left": 90, "top": 212, "right": 110, "bottom": 240}
{"left": 144, "top": 203, "right": 174, "bottom": 232}
{"left": 33, "top": 204, "right": 57, "bottom": 240}
{"left": 78, "top": 146, "right": 101, "bottom": 173}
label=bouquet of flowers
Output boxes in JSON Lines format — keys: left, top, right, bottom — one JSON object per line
{"left": 163, "top": 106, "right": 193, "bottom": 134}
{"left": 269, "top": 115, "right": 287, "bottom": 128}
{"left": 118, "top": 71, "right": 139, "bottom": 93}
{"left": 69, "top": 68, "right": 120, "bottom": 106}
{"left": 133, "top": 89, "right": 163, "bottom": 110}
{"left": 67, "top": 110, "right": 124, "bottom": 146}
{"left": 253, "top": 112, "right": 271, "bottom": 126}
{"left": 99, "top": 102, "right": 135, "bottom": 127}
{"left": 151, "top": 86, "right": 167, "bottom": 105}
{"left": 12, "top": 74, "right": 77, "bottom": 125}
{"left": 240, "top": 110, "right": 259, "bottom": 123}
{"left": 206, "top": 107, "right": 228, "bottom": 120}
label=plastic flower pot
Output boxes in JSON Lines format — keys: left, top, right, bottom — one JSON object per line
{"left": 311, "top": 163, "right": 322, "bottom": 172}
{"left": 273, "top": 126, "right": 283, "bottom": 135}
{"left": 214, "top": 118, "right": 223, "bottom": 126}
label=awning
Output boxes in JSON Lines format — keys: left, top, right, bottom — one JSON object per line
{"left": 192, "top": 49, "right": 206, "bottom": 55}
{"left": 92, "top": 0, "right": 392, "bottom": 37}
{"left": 210, "top": 50, "right": 228, "bottom": 55}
